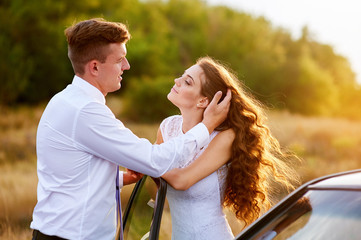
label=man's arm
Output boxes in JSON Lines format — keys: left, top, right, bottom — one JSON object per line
{"left": 75, "top": 89, "right": 230, "bottom": 178}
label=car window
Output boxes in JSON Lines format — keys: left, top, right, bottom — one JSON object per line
{"left": 123, "top": 176, "right": 160, "bottom": 240}
{"left": 256, "top": 190, "right": 361, "bottom": 240}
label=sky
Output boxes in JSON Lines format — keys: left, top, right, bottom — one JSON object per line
{"left": 206, "top": 0, "right": 361, "bottom": 83}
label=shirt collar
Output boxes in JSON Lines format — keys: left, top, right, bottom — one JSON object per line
{"left": 72, "top": 75, "right": 106, "bottom": 104}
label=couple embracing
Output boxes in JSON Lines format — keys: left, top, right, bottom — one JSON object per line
{"left": 31, "top": 18, "right": 297, "bottom": 240}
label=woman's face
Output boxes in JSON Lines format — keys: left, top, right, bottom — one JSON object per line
{"left": 167, "top": 64, "right": 206, "bottom": 110}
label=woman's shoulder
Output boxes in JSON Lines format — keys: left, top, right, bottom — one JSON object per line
{"left": 211, "top": 128, "right": 235, "bottom": 144}
{"left": 221, "top": 128, "right": 236, "bottom": 139}
{"left": 160, "top": 115, "right": 182, "bottom": 140}
{"left": 214, "top": 128, "right": 235, "bottom": 138}
{"left": 161, "top": 115, "right": 182, "bottom": 125}
{"left": 162, "top": 115, "right": 182, "bottom": 123}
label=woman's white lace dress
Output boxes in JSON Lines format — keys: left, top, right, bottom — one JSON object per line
{"left": 160, "top": 115, "right": 234, "bottom": 240}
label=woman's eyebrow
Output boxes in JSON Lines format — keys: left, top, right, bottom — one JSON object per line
{"left": 186, "top": 74, "right": 195, "bottom": 84}
{"left": 183, "top": 70, "right": 195, "bottom": 84}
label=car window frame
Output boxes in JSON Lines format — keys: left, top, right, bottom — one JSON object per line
{"left": 122, "top": 176, "right": 168, "bottom": 240}
{"left": 149, "top": 178, "right": 168, "bottom": 239}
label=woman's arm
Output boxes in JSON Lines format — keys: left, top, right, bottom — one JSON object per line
{"left": 155, "top": 127, "right": 164, "bottom": 145}
{"left": 162, "top": 128, "right": 235, "bottom": 190}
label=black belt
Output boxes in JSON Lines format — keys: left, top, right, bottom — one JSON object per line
{"left": 32, "top": 230, "right": 67, "bottom": 240}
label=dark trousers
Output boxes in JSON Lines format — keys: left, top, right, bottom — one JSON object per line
{"left": 32, "top": 230, "right": 67, "bottom": 240}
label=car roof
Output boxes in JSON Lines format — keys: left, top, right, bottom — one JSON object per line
{"left": 309, "top": 169, "right": 361, "bottom": 190}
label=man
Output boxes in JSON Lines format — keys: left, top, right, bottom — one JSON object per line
{"left": 30, "top": 18, "right": 231, "bottom": 240}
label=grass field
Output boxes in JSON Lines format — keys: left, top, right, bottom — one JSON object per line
{"left": 1, "top": 98, "right": 361, "bottom": 239}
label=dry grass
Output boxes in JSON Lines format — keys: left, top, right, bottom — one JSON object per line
{"left": 267, "top": 111, "right": 361, "bottom": 182}
{"left": 1, "top": 99, "right": 361, "bottom": 239}
{"left": 0, "top": 162, "right": 36, "bottom": 240}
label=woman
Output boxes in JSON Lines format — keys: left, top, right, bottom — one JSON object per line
{"left": 158, "top": 57, "right": 299, "bottom": 240}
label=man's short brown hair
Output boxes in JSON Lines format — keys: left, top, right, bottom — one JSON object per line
{"left": 65, "top": 18, "right": 131, "bottom": 74}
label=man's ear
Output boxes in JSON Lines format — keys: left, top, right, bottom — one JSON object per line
{"left": 196, "top": 97, "right": 209, "bottom": 108}
{"left": 87, "top": 60, "right": 99, "bottom": 76}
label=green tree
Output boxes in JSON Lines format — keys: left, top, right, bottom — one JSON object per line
{"left": 0, "top": 9, "right": 33, "bottom": 104}
{"left": 0, "top": 0, "right": 33, "bottom": 104}
{"left": 123, "top": 76, "right": 178, "bottom": 122}
{"left": 0, "top": 0, "right": 359, "bottom": 119}
{"left": 285, "top": 54, "right": 338, "bottom": 115}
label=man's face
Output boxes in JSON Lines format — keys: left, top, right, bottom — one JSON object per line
{"left": 96, "top": 42, "right": 130, "bottom": 95}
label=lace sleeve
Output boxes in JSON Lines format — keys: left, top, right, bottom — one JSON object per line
{"left": 159, "top": 118, "right": 168, "bottom": 142}
{"left": 160, "top": 115, "right": 195, "bottom": 169}
{"left": 160, "top": 115, "right": 182, "bottom": 143}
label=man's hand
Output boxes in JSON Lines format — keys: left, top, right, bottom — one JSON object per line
{"left": 202, "top": 89, "right": 231, "bottom": 134}
{"left": 123, "top": 169, "right": 144, "bottom": 186}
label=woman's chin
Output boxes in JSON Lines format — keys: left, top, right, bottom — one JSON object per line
{"left": 167, "top": 93, "right": 173, "bottom": 102}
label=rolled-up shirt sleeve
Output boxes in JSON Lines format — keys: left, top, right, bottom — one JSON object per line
{"left": 74, "top": 102, "right": 209, "bottom": 177}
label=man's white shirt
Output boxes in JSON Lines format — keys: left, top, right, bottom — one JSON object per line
{"left": 30, "top": 76, "right": 209, "bottom": 240}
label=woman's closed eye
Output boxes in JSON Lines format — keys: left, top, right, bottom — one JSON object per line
{"left": 183, "top": 75, "right": 194, "bottom": 85}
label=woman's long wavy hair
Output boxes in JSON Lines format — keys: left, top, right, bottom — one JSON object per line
{"left": 197, "top": 56, "right": 300, "bottom": 226}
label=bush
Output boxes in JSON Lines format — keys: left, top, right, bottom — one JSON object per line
{"left": 123, "top": 76, "right": 178, "bottom": 123}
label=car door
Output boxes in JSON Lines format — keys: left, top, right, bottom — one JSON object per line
{"left": 122, "top": 176, "right": 168, "bottom": 240}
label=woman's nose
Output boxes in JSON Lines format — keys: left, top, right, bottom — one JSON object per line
{"left": 174, "top": 77, "right": 181, "bottom": 86}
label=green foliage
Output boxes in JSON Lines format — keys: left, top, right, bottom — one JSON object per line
{"left": 286, "top": 54, "right": 338, "bottom": 115}
{"left": 0, "top": 34, "right": 33, "bottom": 104}
{"left": 0, "top": 0, "right": 74, "bottom": 103}
{"left": 123, "top": 76, "right": 178, "bottom": 122}
{"left": 0, "top": 0, "right": 360, "bottom": 120}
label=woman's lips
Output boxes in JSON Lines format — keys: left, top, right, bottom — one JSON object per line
{"left": 171, "top": 87, "right": 178, "bottom": 93}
